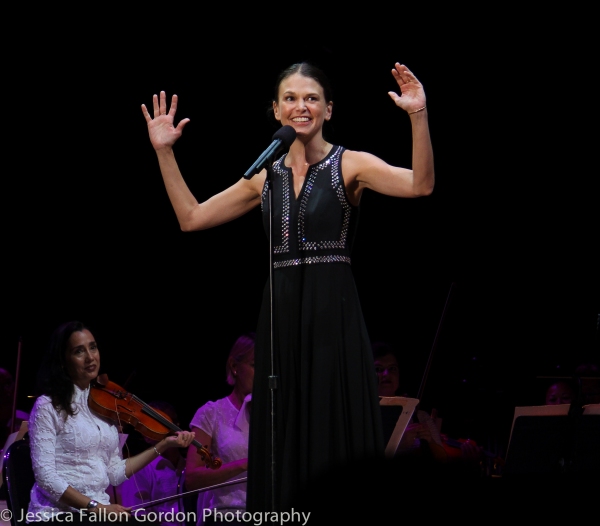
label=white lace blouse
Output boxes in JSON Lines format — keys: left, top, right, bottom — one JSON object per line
{"left": 27, "top": 384, "right": 128, "bottom": 516}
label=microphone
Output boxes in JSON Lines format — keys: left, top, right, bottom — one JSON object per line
{"left": 244, "top": 125, "right": 296, "bottom": 179}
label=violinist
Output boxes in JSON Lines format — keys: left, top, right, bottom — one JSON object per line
{"left": 185, "top": 333, "right": 255, "bottom": 526}
{"left": 0, "top": 366, "right": 30, "bottom": 451}
{"left": 372, "top": 340, "right": 486, "bottom": 473}
{"left": 27, "top": 320, "right": 195, "bottom": 524}
{"left": 0, "top": 366, "right": 30, "bottom": 499}
{"left": 372, "top": 341, "right": 441, "bottom": 457}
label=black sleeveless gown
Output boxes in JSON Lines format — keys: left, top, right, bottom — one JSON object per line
{"left": 246, "top": 145, "right": 385, "bottom": 513}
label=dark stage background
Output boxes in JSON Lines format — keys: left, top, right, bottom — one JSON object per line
{"left": 3, "top": 20, "right": 598, "bottom": 463}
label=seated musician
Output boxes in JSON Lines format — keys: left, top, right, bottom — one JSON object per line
{"left": 372, "top": 340, "right": 486, "bottom": 469}
{"left": 184, "top": 333, "right": 255, "bottom": 526}
{"left": 26, "top": 320, "right": 194, "bottom": 524}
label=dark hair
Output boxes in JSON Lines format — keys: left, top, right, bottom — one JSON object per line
{"left": 267, "top": 62, "right": 334, "bottom": 137}
{"left": 371, "top": 341, "right": 398, "bottom": 361}
{"left": 272, "top": 62, "right": 334, "bottom": 105}
{"left": 226, "top": 332, "right": 256, "bottom": 386}
{"left": 36, "top": 320, "right": 92, "bottom": 418}
{"left": 544, "top": 379, "right": 577, "bottom": 405}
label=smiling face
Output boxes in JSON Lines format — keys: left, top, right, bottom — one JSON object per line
{"left": 64, "top": 329, "right": 100, "bottom": 389}
{"left": 273, "top": 72, "right": 332, "bottom": 141}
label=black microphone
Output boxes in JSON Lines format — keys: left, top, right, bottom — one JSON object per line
{"left": 244, "top": 125, "right": 296, "bottom": 179}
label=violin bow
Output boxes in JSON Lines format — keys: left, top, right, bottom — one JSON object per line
{"left": 417, "top": 282, "right": 457, "bottom": 402}
{"left": 128, "top": 477, "right": 248, "bottom": 511}
{"left": 10, "top": 336, "right": 23, "bottom": 433}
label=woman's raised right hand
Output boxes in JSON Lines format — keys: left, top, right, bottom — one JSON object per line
{"left": 141, "top": 91, "right": 190, "bottom": 151}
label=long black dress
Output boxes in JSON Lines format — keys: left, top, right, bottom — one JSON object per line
{"left": 246, "top": 145, "right": 385, "bottom": 513}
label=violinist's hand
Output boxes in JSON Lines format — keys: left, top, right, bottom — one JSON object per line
{"left": 161, "top": 430, "right": 196, "bottom": 450}
{"left": 399, "top": 421, "right": 435, "bottom": 449}
{"left": 387, "top": 63, "right": 427, "bottom": 114}
{"left": 141, "top": 91, "right": 190, "bottom": 151}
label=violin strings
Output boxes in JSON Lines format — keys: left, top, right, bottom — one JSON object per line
{"left": 107, "top": 388, "right": 218, "bottom": 471}
{"left": 130, "top": 395, "right": 216, "bottom": 467}
{"left": 92, "top": 385, "right": 173, "bottom": 502}
{"left": 112, "top": 392, "right": 146, "bottom": 502}
{"left": 132, "top": 395, "right": 180, "bottom": 431}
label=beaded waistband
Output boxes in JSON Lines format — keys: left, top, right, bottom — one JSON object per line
{"left": 273, "top": 255, "right": 351, "bottom": 269}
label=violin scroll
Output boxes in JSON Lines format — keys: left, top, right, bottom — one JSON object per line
{"left": 197, "top": 446, "right": 223, "bottom": 469}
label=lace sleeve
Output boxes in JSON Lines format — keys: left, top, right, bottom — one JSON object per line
{"left": 105, "top": 428, "right": 128, "bottom": 486}
{"left": 28, "top": 397, "right": 70, "bottom": 503}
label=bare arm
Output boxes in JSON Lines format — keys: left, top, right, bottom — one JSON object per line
{"left": 345, "top": 63, "right": 434, "bottom": 201}
{"left": 184, "top": 426, "right": 248, "bottom": 490}
{"left": 124, "top": 431, "right": 194, "bottom": 478}
{"left": 142, "top": 91, "right": 264, "bottom": 232}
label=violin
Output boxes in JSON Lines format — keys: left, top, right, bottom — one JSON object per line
{"left": 88, "top": 374, "right": 222, "bottom": 469}
{"left": 440, "top": 434, "right": 503, "bottom": 461}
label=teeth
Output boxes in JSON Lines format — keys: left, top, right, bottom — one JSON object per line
{"left": 292, "top": 118, "right": 310, "bottom": 122}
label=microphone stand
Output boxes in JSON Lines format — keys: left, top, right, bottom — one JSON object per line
{"left": 244, "top": 127, "right": 295, "bottom": 512}
{"left": 264, "top": 159, "right": 278, "bottom": 512}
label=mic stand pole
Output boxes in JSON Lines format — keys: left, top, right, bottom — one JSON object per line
{"left": 265, "top": 158, "right": 277, "bottom": 512}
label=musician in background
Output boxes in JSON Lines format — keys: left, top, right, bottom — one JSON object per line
{"left": 27, "top": 320, "right": 195, "bottom": 523}
{"left": 542, "top": 362, "right": 600, "bottom": 406}
{"left": 372, "top": 341, "right": 405, "bottom": 398}
{"left": 0, "top": 366, "right": 30, "bottom": 448}
{"left": 0, "top": 366, "right": 30, "bottom": 500}
{"left": 544, "top": 379, "right": 576, "bottom": 405}
{"left": 372, "top": 341, "right": 443, "bottom": 458}
{"left": 371, "top": 340, "right": 486, "bottom": 470}
{"left": 185, "top": 333, "right": 255, "bottom": 526}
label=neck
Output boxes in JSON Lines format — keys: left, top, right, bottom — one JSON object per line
{"left": 228, "top": 389, "right": 248, "bottom": 410}
{"left": 288, "top": 138, "right": 331, "bottom": 166}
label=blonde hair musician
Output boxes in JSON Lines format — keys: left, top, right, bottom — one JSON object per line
{"left": 185, "top": 333, "right": 255, "bottom": 526}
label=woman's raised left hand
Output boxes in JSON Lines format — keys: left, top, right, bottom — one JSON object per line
{"left": 388, "top": 63, "right": 427, "bottom": 113}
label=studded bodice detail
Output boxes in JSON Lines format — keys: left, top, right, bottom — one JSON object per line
{"left": 261, "top": 145, "right": 358, "bottom": 269}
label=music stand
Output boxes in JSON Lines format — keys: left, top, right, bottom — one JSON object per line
{"left": 379, "top": 396, "right": 419, "bottom": 458}
{"left": 503, "top": 403, "right": 600, "bottom": 479}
